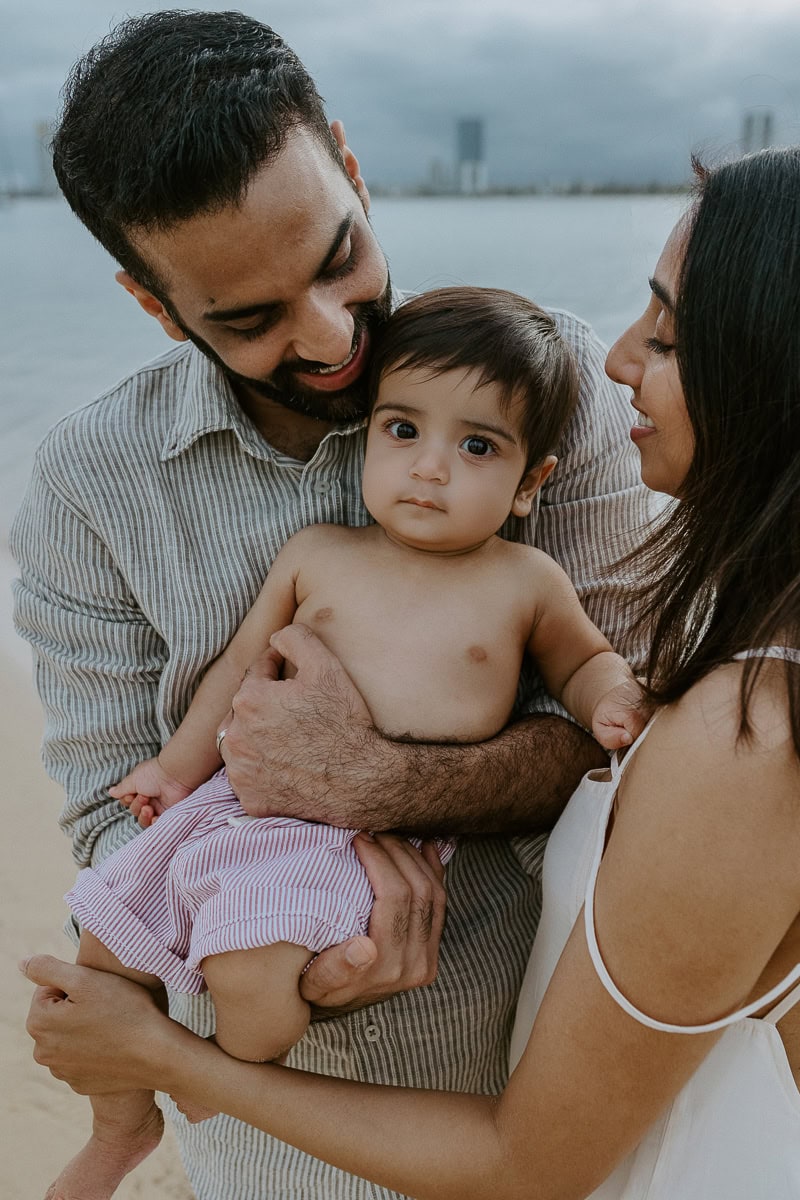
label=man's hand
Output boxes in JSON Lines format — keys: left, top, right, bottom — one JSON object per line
{"left": 300, "top": 835, "right": 447, "bottom": 1014}
{"left": 219, "top": 623, "right": 382, "bottom": 824}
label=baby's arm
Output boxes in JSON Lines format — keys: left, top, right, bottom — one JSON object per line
{"left": 526, "top": 552, "right": 648, "bottom": 751}
{"left": 110, "top": 537, "right": 304, "bottom": 820}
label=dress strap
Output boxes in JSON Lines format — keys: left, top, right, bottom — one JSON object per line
{"left": 608, "top": 710, "right": 662, "bottom": 785}
{"left": 588, "top": 650, "right": 800, "bottom": 1033}
{"left": 763, "top": 979, "right": 800, "bottom": 1026}
{"left": 584, "top": 853, "right": 800, "bottom": 1033}
{"left": 732, "top": 646, "right": 800, "bottom": 665}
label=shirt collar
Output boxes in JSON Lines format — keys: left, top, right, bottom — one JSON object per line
{"left": 160, "top": 343, "right": 366, "bottom": 465}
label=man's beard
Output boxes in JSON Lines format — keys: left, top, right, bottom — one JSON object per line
{"left": 178, "top": 276, "right": 393, "bottom": 424}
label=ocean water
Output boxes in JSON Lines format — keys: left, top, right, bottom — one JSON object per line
{"left": 0, "top": 191, "right": 684, "bottom": 539}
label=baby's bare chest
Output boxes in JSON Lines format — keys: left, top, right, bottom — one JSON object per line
{"left": 293, "top": 551, "right": 534, "bottom": 740}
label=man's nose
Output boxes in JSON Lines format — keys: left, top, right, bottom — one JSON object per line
{"left": 289, "top": 293, "right": 355, "bottom": 367}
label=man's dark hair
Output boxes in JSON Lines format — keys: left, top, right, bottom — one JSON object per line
{"left": 52, "top": 9, "right": 340, "bottom": 298}
{"left": 367, "top": 286, "right": 579, "bottom": 472}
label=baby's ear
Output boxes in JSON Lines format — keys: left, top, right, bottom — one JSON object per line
{"left": 511, "top": 455, "right": 557, "bottom": 517}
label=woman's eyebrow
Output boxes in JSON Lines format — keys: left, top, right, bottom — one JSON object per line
{"left": 648, "top": 276, "right": 675, "bottom": 312}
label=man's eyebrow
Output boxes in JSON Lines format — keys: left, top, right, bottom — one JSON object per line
{"left": 649, "top": 276, "right": 675, "bottom": 312}
{"left": 202, "top": 214, "right": 355, "bottom": 323}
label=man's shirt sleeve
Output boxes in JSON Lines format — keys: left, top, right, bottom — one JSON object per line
{"left": 10, "top": 452, "right": 167, "bottom": 868}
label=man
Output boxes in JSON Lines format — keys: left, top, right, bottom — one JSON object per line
{"left": 12, "top": 11, "right": 652, "bottom": 1199}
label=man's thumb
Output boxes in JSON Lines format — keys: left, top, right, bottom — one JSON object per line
{"left": 299, "top": 937, "right": 377, "bottom": 1004}
{"left": 269, "top": 623, "right": 335, "bottom": 674}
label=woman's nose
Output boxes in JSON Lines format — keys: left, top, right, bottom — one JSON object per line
{"left": 605, "top": 323, "right": 643, "bottom": 391}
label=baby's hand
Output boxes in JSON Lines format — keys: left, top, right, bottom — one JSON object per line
{"left": 108, "top": 757, "right": 193, "bottom": 828}
{"left": 592, "top": 679, "right": 652, "bottom": 752}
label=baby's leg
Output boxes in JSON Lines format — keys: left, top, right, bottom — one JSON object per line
{"left": 167, "top": 942, "right": 314, "bottom": 1126}
{"left": 203, "top": 941, "right": 315, "bottom": 1061}
{"left": 45, "top": 931, "right": 165, "bottom": 1200}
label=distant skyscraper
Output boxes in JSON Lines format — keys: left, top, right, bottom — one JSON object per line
{"left": 36, "top": 120, "right": 59, "bottom": 195}
{"left": 741, "top": 110, "right": 773, "bottom": 155}
{"left": 456, "top": 118, "right": 487, "bottom": 194}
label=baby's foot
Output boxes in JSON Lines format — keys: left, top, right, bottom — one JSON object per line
{"left": 170, "top": 1092, "right": 219, "bottom": 1123}
{"left": 45, "top": 1101, "right": 163, "bottom": 1200}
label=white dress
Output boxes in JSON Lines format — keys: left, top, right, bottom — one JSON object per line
{"left": 510, "top": 648, "right": 800, "bottom": 1199}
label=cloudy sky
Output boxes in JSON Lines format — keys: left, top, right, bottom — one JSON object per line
{"left": 2, "top": 0, "right": 800, "bottom": 191}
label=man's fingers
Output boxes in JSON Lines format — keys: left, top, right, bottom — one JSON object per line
{"left": 420, "top": 839, "right": 447, "bottom": 881}
{"left": 360, "top": 834, "right": 446, "bottom": 935}
{"left": 354, "top": 835, "right": 445, "bottom": 987}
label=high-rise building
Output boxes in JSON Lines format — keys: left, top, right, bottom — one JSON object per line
{"left": 741, "top": 110, "right": 773, "bottom": 155}
{"left": 36, "top": 120, "right": 59, "bottom": 195}
{"left": 456, "top": 118, "right": 487, "bottom": 194}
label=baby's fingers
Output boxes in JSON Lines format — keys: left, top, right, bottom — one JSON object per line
{"left": 125, "top": 794, "right": 156, "bottom": 828}
{"left": 108, "top": 771, "right": 138, "bottom": 797}
{"left": 111, "top": 790, "right": 136, "bottom": 808}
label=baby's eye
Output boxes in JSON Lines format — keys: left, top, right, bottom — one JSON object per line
{"left": 461, "top": 436, "right": 494, "bottom": 457}
{"left": 387, "top": 419, "right": 418, "bottom": 440}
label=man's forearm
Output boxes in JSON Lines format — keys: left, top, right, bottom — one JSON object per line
{"left": 338, "top": 715, "right": 606, "bottom": 836}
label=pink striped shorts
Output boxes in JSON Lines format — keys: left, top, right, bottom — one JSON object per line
{"left": 67, "top": 769, "right": 454, "bottom": 994}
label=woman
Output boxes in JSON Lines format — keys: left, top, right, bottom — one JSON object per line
{"left": 23, "top": 148, "right": 800, "bottom": 1200}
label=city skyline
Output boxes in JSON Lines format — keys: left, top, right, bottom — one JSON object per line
{"left": 2, "top": 0, "right": 799, "bottom": 192}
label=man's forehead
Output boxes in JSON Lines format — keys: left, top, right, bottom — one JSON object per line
{"left": 134, "top": 139, "right": 357, "bottom": 307}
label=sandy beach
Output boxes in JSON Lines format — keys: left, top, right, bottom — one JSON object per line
{"left": 0, "top": 546, "right": 193, "bottom": 1199}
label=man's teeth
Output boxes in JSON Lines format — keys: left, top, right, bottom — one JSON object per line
{"left": 310, "top": 342, "right": 358, "bottom": 375}
{"left": 636, "top": 412, "right": 655, "bottom": 429}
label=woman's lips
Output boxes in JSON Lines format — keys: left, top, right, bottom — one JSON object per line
{"left": 630, "top": 407, "right": 656, "bottom": 443}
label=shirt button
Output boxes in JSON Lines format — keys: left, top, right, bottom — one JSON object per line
{"left": 364, "top": 1024, "right": 382, "bottom": 1041}
{"left": 313, "top": 480, "right": 334, "bottom": 495}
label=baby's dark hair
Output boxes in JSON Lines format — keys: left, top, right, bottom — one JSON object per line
{"left": 367, "top": 287, "right": 578, "bottom": 471}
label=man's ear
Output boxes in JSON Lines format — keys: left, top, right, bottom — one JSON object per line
{"left": 115, "top": 270, "right": 187, "bottom": 342}
{"left": 330, "top": 119, "right": 370, "bottom": 213}
{"left": 511, "top": 455, "right": 558, "bottom": 517}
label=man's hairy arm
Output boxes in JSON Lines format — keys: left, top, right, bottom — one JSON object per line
{"left": 339, "top": 714, "right": 604, "bottom": 836}
{"left": 221, "top": 628, "right": 605, "bottom": 833}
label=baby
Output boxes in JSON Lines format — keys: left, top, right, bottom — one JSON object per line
{"left": 55, "top": 287, "right": 646, "bottom": 1199}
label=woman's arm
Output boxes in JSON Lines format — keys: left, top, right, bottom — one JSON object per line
{"left": 25, "top": 664, "right": 800, "bottom": 1200}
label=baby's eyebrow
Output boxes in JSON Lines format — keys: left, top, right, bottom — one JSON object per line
{"left": 459, "top": 419, "right": 518, "bottom": 446}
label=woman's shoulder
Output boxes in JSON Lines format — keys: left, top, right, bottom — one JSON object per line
{"left": 628, "top": 657, "right": 799, "bottom": 816}
{"left": 668, "top": 656, "right": 796, "bottom": 754}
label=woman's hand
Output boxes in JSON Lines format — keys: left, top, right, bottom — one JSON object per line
{"left": 21, "top": 956, "right": 182, "bottom": 1095}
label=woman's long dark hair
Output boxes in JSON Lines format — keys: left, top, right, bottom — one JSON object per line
{"left": 632, "top": 149, "right": 800, "bottom": 756}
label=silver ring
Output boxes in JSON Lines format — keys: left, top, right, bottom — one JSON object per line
{"left": 215, "top": 728, "right": 227, "bottom": 754}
